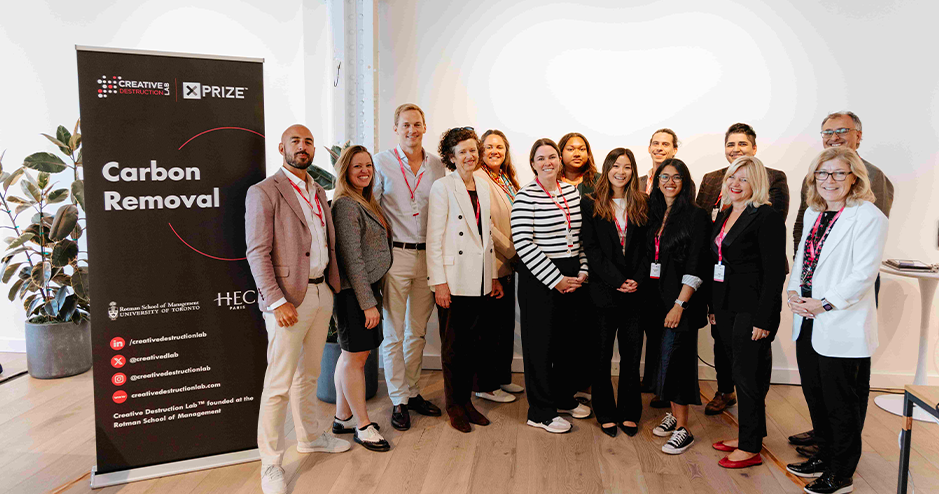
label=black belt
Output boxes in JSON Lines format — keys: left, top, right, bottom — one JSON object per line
{"left": 309, "top": 276, "right": 325, "bottom": 284}
{"left": 393, "top": 242, "right": 426, "bottom": 250}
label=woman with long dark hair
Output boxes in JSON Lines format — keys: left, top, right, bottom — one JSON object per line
{"left": 645, "top": 158, "right": 710, "bottom": 455}
{"left": 331, "top": 145, "right": 393, "bottom": 452}
{"left": 581, "top": 148, "right": 649, "bottom": 437}
{"left": 473, "top": 129, "right": 523, "bottom": 402}
{"left": 559, "top": 132, "right": 599, "bottom": 196}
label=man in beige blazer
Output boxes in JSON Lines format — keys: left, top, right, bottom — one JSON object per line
{"left": 245, "top": 124, "right": 347, "bottom": 494}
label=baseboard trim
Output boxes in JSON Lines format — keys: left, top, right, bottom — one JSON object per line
{"left": 0, "top": 338, "right": 26, "bottom": 353}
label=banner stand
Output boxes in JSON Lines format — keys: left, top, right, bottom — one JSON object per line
{"left": 91, "top": 449, "right": 260, "bottom": 488}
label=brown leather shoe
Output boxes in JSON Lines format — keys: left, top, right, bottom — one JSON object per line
{"left": 447, "top": 406, "right": 472, "bottom": 433}
{"left": 704, "top": 392, "right": 737, "bottom": 415}
{"left": 788, "top": 429, "right": 816, "bottom": 446}
{"left": 796, "top": 444, "right": 820, "bottom": 458}
{"left": 463, "top": 403, "right": 490, "bottom": 426}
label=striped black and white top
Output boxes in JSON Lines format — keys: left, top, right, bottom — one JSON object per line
{"left": 511, "top": 180, "right": 589, "bottom": 289}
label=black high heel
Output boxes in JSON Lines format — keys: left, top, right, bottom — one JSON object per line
{"left": 619, "top": 422, "right": 638, "bottom": 437}
{"left": 600, "top": 424, "right": 617, "bottom": 437}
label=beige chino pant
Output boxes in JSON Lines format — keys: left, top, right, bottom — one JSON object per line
{"left": 380, "top": 247, "right": 435, "bottom": 405}
{"left": 257, "top": 283, "right": 333, "bottom": 466}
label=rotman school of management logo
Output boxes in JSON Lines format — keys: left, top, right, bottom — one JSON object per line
{"left": 96, "top": 75, "right": 170, "bottom": 98}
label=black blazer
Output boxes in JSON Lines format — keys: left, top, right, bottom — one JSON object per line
{"left": 709, "top": 204, "right": 788, "bottom": 331}
{"left": 581, "top": 196, "right": 649, "bottom": 308}
{"left": 696, "top": 166, "right": 790, "bottom": 220}
{"left": 648, "top": 206, "right": 711, "bottom": 330}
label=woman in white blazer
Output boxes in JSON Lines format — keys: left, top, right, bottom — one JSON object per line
{"left": 785, "top": 147, "right": 888, "bottom": 494}
{"left": 428, "top": 127, "right": 503, "bottom": 433}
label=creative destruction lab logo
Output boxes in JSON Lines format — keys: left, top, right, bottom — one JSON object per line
{"left": 96, "top": 75, "right": 170, "bottom": 98}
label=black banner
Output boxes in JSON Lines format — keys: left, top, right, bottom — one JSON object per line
{"left": 77, "top": 47, "right": 267, "bottom": 476}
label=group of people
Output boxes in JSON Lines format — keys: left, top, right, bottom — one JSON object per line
{"left": 245, "top": 105, "right": 893, "bottom": 494}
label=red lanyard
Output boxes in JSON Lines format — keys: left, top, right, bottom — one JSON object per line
{"left": 473, "top": 193, "right": 480, "bottom": 225}
{"left": 806, "top": 207, "right": 844, "bottom": 261}
{"left": 715, "top": 217, "right": 730, "bottom": 264}
{"left": 288, "top": 179, "right": 325, "bottom": 227}
{"left": 654, "top": 234, "right": 661, "bottom": 262}
{"left": 613, "top": 204, "right": 628, "bottom": 247}
{"left": 714, "top": 193, "right": 723, "bottom": 208}
{"left": 394, "top": 149, "right": 424, "bottom": 202}
{"left": 535, "top": 178, "right": 571, "bottom": 230}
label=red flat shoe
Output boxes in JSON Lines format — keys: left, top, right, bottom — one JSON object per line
{"left": 712, "top": 440, "right": 735, "bottom": 452}
{"left": 718, "top": 454, "right": 763, "bottom": 469}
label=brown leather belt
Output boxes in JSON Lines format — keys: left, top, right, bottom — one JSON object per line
{"left": 309, "top": 276, "right": 325, "bottom": 284}
{"left": 393, "top": 242, "right": 426, "bottom": 250}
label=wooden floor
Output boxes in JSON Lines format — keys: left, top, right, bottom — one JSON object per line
{"left": 1, "top": 353, "right": 936, "bottom": 494}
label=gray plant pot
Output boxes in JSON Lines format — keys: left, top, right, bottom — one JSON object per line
{"left": 316, "top": 342, "right": 379, "bottom": 403}
{"left": 25, "top": 319, "right": 92, "bottom": 379}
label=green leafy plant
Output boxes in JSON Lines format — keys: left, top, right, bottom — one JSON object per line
{"left": 0, "top": 120, "right": 89, "bottom": 323}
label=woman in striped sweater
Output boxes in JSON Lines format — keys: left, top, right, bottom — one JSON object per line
{"left": 511, "top": 138, "right": 592, "bottom": 434}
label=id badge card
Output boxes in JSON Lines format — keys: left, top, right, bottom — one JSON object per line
{"left": 566, "top": 229, "right": 574, "bottom": 251}
{"left": 711, "top": 206, "right": 720, "bottom": 222}
{"left": 650, "top": 263, "right": 661, "bottom": 279}
{"left": 411, "top": 200, "right": 420, "bottom": 216}
{"left": 713, "top": 263, "right": 726, "bottom": 282}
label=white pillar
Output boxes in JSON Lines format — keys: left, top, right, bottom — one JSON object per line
{"left": 327, "top": 0, "right": 378, "bottom": 153}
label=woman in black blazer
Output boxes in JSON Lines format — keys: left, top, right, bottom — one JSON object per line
{"left": 708, "top": 156, "right": 787, "bottom": 468}
{"left": 645, "top": 158, "right": 711, "bottom": 455}
{"left": 581, "top": 148, "right": 649, "bottom": 437}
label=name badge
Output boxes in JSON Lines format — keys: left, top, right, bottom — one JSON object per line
{"left": 711, "top": 206, "right": 720, "bottom": 222}
{"left": 713, "top": 264, "right": 726, "bottom": 282}
{"left": 650, "top": 263, "right": 661, "bottom": 279}
{"left": 411, "top": 201, "right": 420, "bottom": 216}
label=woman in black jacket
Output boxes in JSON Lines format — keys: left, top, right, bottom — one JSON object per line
{"left": 581, "top": 148, "right": 649, "bottom": 437}
{"left": 708, "top": 156, "right": 787, "bottom": 468}
{"left": 645, "top": 158, "right": 711, "bottom": 455}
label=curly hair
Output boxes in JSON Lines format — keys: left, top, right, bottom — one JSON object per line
{"left": 438, "top": 127, "right": 480, "bottom": 171}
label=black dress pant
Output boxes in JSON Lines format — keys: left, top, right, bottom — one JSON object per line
{"left": 475, "top": 274, "right": 516, "bottom": 392}
{"left": 797, "top": 323, "right": 871, "bottom": 477}
{"left": 593, "top": 307, "right": 642, "bottom": 424}
{"left": 438, "top": 295, "right": 485, "bottom": 411}
{"left": 711, "top": 323, "right": 735, "bottom": 394}
{"left": 639, "top": 286, "right": 662, "bottom": 391}
{"left": 518, "top": 258, "right": 580, "bottom": 422}
{"left": 574, "top": 289, "right": 599, "bottom": 393}
{"left": 715, "top": 310, "right": 773, "bottom": 452}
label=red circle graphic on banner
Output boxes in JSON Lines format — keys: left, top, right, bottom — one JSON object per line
{"left": 112, "top": 390, "right": 128, "bottom": 404}
{"left": 110, "top": 337, "right": 125, "bottom": 351}
{"left": 112, "top": 373, "right": 127, "bottom": 386}
{"left": 111, "top": 355, "right": 126, "bottom": 368}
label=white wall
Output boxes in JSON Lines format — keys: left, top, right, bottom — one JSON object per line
{"left": 377, "top": 0, "right": 939, "bottom": 386}
{"left": 0, "top": 0, "right": 333, "bottom": 351}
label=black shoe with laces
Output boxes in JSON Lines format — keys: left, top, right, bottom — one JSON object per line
{"left": 409, "top": 395, "right": 442, "bottom": 416}
{"left": 391, "top": 404, "right": 410, "bottom": 431}
{"left": 803, "top": 471, "right": 854, "bottom": 494}
{"left": 661, "top": 427, "right": 694, "bottom": 454}
{"left": 786, "top": 456, "right": 827, "bottom": 478}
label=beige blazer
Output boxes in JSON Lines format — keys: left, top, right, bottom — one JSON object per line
{"left": 245, "top": 168, "right": 340, "bottom": 312}
{"left": 426, "top": 173, "right": 497, "bottom": 296}
{"left": 474, "top": 168, "right": 516, "bottom": 277}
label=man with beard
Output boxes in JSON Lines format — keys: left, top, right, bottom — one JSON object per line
{"left": 246, "top": 124, "right": 349, "bottom": 494}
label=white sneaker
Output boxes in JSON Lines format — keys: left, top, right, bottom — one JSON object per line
{"left": 662, "top": 427, "right": 695, "bottom": 454}
{"left": 557, "top": 403, "right": 592, "bottom": 419}
{"left": 526, "top": 416, "right": 572, "bottom": 433}
{"left": 652, "top": 412, "right": 678, "bottom": 437}
{"left": 297, "top": 432, "right": 351, "bottom": 453}
{"left": 260, "top": 464, "right": 286, "bottom": 494}
{"left": 501, "top": 383, "right": 524, "bottom": 393}
{"left": 475, "top": 389, "right": 517, "bottom": 403}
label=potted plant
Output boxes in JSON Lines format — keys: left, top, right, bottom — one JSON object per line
{"left": 1, "top": 121, "right": 90, "bottom": 379}
{"left": 314, "top": 142, "right": 379, "bottom": 403}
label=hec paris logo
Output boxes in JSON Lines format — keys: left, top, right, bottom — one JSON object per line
{"left": 182, "top": 82, "right": 201, "bottom": 99}
{"left": 108, "top": 301, "right": 119, "bottom": 321}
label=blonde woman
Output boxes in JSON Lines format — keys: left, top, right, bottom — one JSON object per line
{"left": 331, "top": 145, "right": 393, "bottom": 452}
{"left": 708, "top": 156, "right": 787, "bottom": 468}
{"left": 785, "top": 147, "right": 887, "bottom": 494}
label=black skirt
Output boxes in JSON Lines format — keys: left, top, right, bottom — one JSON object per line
{"left": 335, "top": 282, "right": 384, "bottom": 352}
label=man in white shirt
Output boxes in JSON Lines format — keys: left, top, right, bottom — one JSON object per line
{"left": 245, "top": 125, "right": 349, "bottom": 494}
{"left": 373, "top": 104, "right": 446, "bottom": 430}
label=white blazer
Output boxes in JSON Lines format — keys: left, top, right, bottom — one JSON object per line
{"left": 787, "top": 201, "right": 888, "bottom": 357}
{"left": 427, "top": 173, "right": 497, "bottom": 296}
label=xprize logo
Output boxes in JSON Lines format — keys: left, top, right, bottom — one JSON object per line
{"left": 182, "top": 81, "right": 248, "bottom": 100}
{"left": 95, "top": 75, "right": 170, "bottom": 98}
{"left": 215, "top": 289, "right": 257, "bottom": 311}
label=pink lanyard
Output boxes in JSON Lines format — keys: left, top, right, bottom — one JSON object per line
{"left": 535, "top": 178, "right": 571, "bottom": 230}
{"left": 614, "top": 208, "right": 628, "bottom": 247}
{"left": 394, "top": 149, "right": 424, "bottom": 204}
{"left": 806, "top": 207, "right": 844, "bottom": 261}
{"left": 654, "top": 234, "right": 661, "bottom": 262}
{"left": 715, "top": 217, "right": 730, "bottom": 264}
{"left": 288, "top": 180, "right": 325, "bottom": 227}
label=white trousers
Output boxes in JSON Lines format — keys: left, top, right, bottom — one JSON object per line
{"left": 380, "top": 247, "right": 435, "bottom": 405}
{"left": 257, "top": 283, "right": 333, "bottom": 466}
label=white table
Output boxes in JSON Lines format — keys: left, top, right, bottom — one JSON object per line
{"left": 875, "top": 265, "right": 939, "bottom": 422}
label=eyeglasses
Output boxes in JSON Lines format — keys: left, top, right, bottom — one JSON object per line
{"left": 820, "top": 128, "right": 857, "bottom": 137}
{"left": 658, "top": 174, "right": 682, "bottom": 183}
{"left": 814, "top": 170, "right": 853, "bottom": 181}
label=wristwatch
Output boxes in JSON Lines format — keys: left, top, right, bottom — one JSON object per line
{"left": 820, "top": 298, "right": 834, "bottom": 311}
{"left": 674, "top": 299, "right": 687, "bottom": 309}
